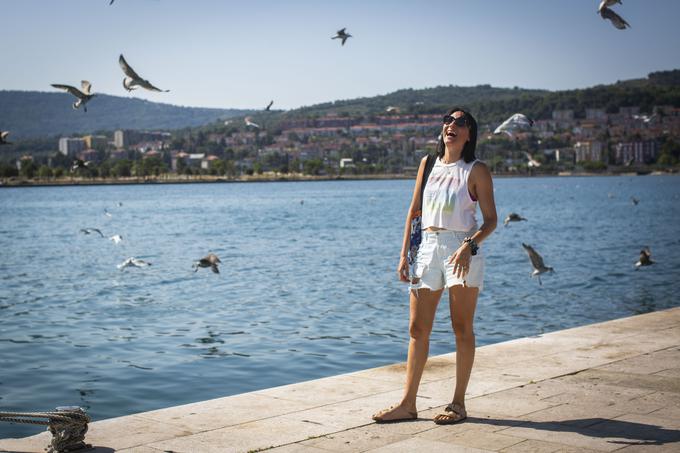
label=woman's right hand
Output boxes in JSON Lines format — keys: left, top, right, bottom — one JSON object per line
{"left": 397, "top": 256, "right": 410, "bottom": 282}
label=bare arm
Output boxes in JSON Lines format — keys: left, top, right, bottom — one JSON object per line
{"left": 448, "top": 161, "right": 497, "bottom": 278}
{"left": 467, "top": 161, "right": 498, "bottom": 246}
{"left": 397, "top": 156, "right": 429, "bottom": 281}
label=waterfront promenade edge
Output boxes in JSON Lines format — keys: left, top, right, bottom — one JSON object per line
{"left": 1, "top": 307, "right": 679, "bottom": 452}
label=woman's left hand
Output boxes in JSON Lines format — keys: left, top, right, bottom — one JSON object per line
{"left": 448, "top": 245, "right": 472, "bottom": 279}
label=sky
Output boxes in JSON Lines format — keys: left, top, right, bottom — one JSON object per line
{"left": 1, "top": 0, "right": 679, "bottom": 111}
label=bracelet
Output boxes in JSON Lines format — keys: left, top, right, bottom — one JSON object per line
{"left": 463, "top": 237, "right": 479, "bottom": 256}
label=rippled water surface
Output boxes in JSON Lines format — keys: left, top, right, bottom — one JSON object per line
{"left": 1, "top": 175, "right": 679, "bottom": 438}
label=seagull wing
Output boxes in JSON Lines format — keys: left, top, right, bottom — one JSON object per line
{"left": 337, "top": 28, "right": 346, "bottom": 34}
{"left": 265, "top": 100, "right": 273, "bottom": 111}
{"left": 341, "top": 36, "right": 349, "bottom": 45}
{"left": 92, "top": 228, "right": 104, "bottom": 237}
{"left": 0, "top": 131, "right": 8, "bottom": 140}
{"left": 139, "top": 79, "right": 169, "bottom": 92}
{"left": 600, "top": 7, "right": 630, "bottom": 29}
{"left": 52, "top": 84, "right": 86, "bottom": 98}
{"left": 522, "top": 243, "right": 546, "bottom": 270}
{"left": 119, "top": 54, "right": 142, "bottom": 80}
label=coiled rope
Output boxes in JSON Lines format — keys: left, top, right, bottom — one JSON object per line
{"left": 0, "top": 407, "right": 91, "bottom": 453}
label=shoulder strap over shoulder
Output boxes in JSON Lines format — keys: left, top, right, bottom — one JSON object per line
{"left": 418, "top": 154, "right": 436, "bottom": 211}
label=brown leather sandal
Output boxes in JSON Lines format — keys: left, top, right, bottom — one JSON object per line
{"left": 433, "top": 402, "right": 467, "bottom": 425}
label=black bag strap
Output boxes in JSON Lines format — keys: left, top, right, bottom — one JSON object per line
{"left": 418, "top": 154, "right": 436, "bottom": 211}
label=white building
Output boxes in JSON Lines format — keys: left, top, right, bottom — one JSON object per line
{"left": 114, "top": 130, "right": 140, "bottom": 149}
{"left": 58, "top": 137, "right": 85, "bottom": 156}
{"left": 339, "top": 158, "right": 355, "bottom": 168}
{"left": 574, "top": 140, "right": 605, "bottom": 162}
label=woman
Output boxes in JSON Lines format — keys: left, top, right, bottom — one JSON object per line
{"left": 373, "top": 108, "right": 497, "bottom": 424}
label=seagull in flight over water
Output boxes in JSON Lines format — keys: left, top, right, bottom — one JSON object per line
{"left": 635, "top": 247, "right": 654, "bottom": 268}
{"left": 504, "top": 213, "right": 527, "bottom": 226}
{"left": 194, "top": 253, "right": 221, "bottom": 274}
{"left": 0, "top": 131, "right": 11, "bottom": 145}
{"left": 80, "top": 228, "right": 104, "bottom": 237}
{"left": 119, "top": 54, "right": 170, "bottom": 93}
{"left": 332, "top": 28, "right": 352, "bottom": 46}
{"left": 51, "top": 81, "right": 95, "bottom": 112}
{"left": 109, "top": 234, "right": 123, "bottom": 244}
{"left": 117, "top": 257, "right": 151, "bottom": 270}
{"left": 522, "top": 243, "right": 554, "bottom": 285}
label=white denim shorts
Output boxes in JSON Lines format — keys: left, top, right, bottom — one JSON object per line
{"left": 409, "top": 228, "right": 484, "bottom": 292}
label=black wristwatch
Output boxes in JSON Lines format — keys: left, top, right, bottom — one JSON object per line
{"left": 463, "top": 237, "right": 479, "bottom": 256}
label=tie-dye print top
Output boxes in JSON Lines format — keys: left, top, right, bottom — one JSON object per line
{"left": 421, "top": 158, "right": 479, "bottom": 231}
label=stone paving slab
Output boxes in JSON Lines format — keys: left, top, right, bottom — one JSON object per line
{"left": 1, "top": 307, "right": 679, "bottom": 453}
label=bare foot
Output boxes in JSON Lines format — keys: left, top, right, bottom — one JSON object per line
{"left": 372, "top": 404, "right": 417, "bottom": 423}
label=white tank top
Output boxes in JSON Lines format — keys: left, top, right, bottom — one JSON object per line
{"left": 422, "top": 157, "right": 479, "bottom": 231}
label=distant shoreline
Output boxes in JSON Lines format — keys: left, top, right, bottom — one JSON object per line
{"left": 0, "top": 170, "right": 675, "bottom": 188}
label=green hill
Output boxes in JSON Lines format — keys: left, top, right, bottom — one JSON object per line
{"left": 285, "top": 69, "right": 680, "bottom": 122}
{"left": 3, "top": 69, "right": 679, "bottom": 142}
{"left": 0, "top": 90, "right": 252, "bottom": 139}
{"left": 210, "top": 69, "right": 680, "bottom": 136}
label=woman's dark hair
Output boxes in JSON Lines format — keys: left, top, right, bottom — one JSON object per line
{"left": 437, "top": 107, "right": 478, "bottom": 163}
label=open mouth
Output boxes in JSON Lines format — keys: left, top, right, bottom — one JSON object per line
{"left": 446, "top": 131, "right": 457, "bottom": 138}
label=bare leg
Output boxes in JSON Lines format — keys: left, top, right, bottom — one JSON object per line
{"left": 373, "top": 287, "right": 443, "bottom": 421}
{"left": 433, "top": 285, "right": 478, "bottom": 423}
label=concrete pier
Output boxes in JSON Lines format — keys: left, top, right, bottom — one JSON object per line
{"left": 2, "top": 307, "right": 679, "bottom": 452}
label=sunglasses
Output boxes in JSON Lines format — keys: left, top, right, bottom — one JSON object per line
{"left": 443, "top": 115, "right": 468, "bottom": 127}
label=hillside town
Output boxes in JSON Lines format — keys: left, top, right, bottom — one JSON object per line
{"left": 7, "top": 104, "right": 680, "bottom": 180}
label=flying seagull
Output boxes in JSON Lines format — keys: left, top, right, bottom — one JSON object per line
{"left": 104, "top": 208, "right": 113, "bottom": 218}
{"left": 51, "top": 81, "right": 95, "bottom": 112}
{"left": 194, "top": 253, "right": 221, "bottom": 274}
{"left": 332, "top": 28, "right": 352, "bottom": 46}
{"left": 630, "top": 196, "right": 640, "bottom": 205}
{"left": 110, "top": 0, "right": 115, "bottom": 4}
{"left": 0, "top": 131, "right": 11, "bottom": 145}
{"left": 504, "top": 213, "right": 527, "bottom": 226}
{"left": 80, "top": 228, "right": 104, "bottom": 237}
{"left": 522, "top": 243, "right": 554, "bottom": 285}
{"left": 265, "top": 100, "right": 274, "bottom": 111}
{"left": 119, "top": 54, "right": 170, "bottom": 93}
{"left": 244, "top": 117, "right": 261, "bottom": 129}
{"left": 494, "top": 113, "right": 534, "bottom": 137}
{"left": 599, "top": 5, "right": 630, "bottom": 29}
{"left": 635, "top": 247, "right": 654, "bottom": 268}
{"left": 117, "top": 257, "right": 152, "bottom": 270}
{"left": 71, "top": 159, "right": 91, "bottom": 173}
{"left": 109, "top": 234, "right": 123, "bottom": 244}
{"left": 524, "top": 151, "right": 542, "bottom": 168}
{"left": 598, "top": 0, "right": 622, "bottom": 13}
